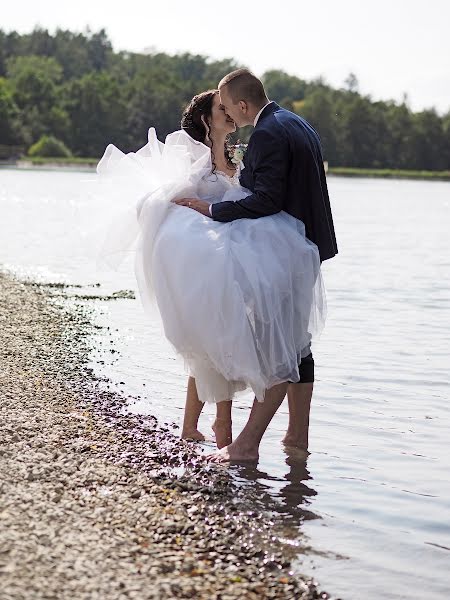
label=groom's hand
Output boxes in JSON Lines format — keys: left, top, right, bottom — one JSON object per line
{"left": 172, "top": 198, "right": 211, "bottom": 217}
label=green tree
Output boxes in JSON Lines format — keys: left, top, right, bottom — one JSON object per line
{"left": 293, "top": 89, "right": 339, "bottom": 164}
{"left": 338, "top": 95, "right": 382, "bottom": 167}
{"left": 64, "top": 71, "right": 127, "bottom": 156}
{"left": 0, "top": 77, "right": 24, "bottom": 145}
{"left": 381, "top": 102, "right": 413, "bottom": 169}
{"left": 126, "top": 70, "right": 185, "bottom": 146}
{"left": 28, "top": 134, "right": 72, "bottom": 157}
{"left": 344, "top": 72, "right": 359, "bottom": 93}
{"left": 364, "top": 101, "right": 392, "bottom": 168}
{"left": 442, "top": 111, "right": 450, "bottom": 169}
{"left": 0, "top": 30, "right": 22, "bottom": 76}
{"left": 262, "top": 70, "right": 307, "bottom": 109}
{"left": 85, "top": 29, "right": 112, "bottom": 71}
{"left": 410, "top": 109, "right": 448, "bottom": 170}
{"left": 6, "top": 54, "right": 70, "bottom": 143}
{"left": 203, "top": 57, "right": 241, "bottom": 88}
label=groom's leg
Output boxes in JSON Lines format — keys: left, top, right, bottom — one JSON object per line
{"left": 283, "top": 382, "right": 313, "bottom": 450}
{"left": 283, "top": 352, "right": 314, "bottom": 450}
{"left": 209, "top": 381, "right": 288, "bottom": 462}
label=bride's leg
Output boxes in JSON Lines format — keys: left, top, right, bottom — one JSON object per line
{"left": 181, "top": 377, "right": 205, "bottom": 441}
{"left": 212, "top": 400, "right": 232, "bottom": 449}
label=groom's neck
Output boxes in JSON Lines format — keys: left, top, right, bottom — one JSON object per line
{"left": 247, "top": 98, "right": 270, "bottom": 124}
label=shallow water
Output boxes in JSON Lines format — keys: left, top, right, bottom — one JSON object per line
{"left": 1, "top": 167, "right": 449, "bottom": 599}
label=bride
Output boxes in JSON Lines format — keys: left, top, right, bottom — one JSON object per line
{"left": 97, "top": 90, "right": 325, "bottom": 449}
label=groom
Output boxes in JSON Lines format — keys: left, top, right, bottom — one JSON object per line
{"left": 176, "top": 69, "right": 337, "bottom": 461}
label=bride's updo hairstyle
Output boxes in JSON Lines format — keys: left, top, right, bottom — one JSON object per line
{"left": 181, "top": 90, "right": 216, "bottom": 143}
{"left": 181, "top": 90, "right": 233, "bottom": 174}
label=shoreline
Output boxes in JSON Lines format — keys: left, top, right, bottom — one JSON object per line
{"left": 1, "top": 160, "right": 97, "bottom": 173}
{"left": 0, "top": 270, "right": 331, "bottom": 599}
{"left": 1, "top": 161, "right": 449, "bottom": 181}
{"left": 327, "top": 167, "right": 450, "bottom": 181}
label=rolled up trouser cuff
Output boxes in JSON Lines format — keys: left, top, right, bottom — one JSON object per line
{"left": 290, "top": 352, "right": 314, "bottom": 383}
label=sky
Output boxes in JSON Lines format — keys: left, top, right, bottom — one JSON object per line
{"left": 3, "top": 0, "right": 450, "bottom": 114}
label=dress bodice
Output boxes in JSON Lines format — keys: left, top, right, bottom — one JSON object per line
{"left": 197, "top": 168, "right": 241, "bottom": 205}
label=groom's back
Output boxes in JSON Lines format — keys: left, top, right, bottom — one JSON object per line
{"left": 257, "top": 104, "right": 337, "bottom": 261}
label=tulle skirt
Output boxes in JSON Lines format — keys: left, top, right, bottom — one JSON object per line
{"left": 137, "top": 203, "right": 325, "bottom": 403}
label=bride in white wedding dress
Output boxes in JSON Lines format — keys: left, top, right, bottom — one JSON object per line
{"left": 97, "top": 90, "right": 325, "bottom": 449}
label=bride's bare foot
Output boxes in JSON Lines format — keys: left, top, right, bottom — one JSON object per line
{"left": 212, "top": 418, "right": 232, "bottom": 449}
{"left": 181, "top": 428, "right": 206, "bottom": 442}
{"left": 207, "top": 441, "right": 258, "bottom": 464}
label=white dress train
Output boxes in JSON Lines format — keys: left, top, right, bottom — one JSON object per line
{"left": 96, "top": 128, "right": 326, "bottom": 403}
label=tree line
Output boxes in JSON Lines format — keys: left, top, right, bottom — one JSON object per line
{"left": 0, "top": 28, "right": 449, "bottom": 169}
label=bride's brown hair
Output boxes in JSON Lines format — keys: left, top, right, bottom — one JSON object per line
{"left": 181, "top": 90, "right": 234, "bottom": 174}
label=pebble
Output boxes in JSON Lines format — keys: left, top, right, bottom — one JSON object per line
{"left": 0, "top": 271, "right": 334, "bottom": 600}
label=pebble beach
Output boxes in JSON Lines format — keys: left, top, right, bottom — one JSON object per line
{"left": 0, "top": 271, "right": 330, "bottom": 600}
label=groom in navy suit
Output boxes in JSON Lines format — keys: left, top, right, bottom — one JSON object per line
{"left": 176, "top": 69, "right": 337, "bottom": 462}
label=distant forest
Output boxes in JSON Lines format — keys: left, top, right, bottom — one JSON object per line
{"left": 0, "top": 28, "right": 449, "bottom": 169}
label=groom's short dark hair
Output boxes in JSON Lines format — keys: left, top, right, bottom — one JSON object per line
{"left": 219, "top": 69, "right": 268, "bottom": 105}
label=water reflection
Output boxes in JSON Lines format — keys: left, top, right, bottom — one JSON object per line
{"left": 232, "top": 448, "right": 320, "bottom": 534}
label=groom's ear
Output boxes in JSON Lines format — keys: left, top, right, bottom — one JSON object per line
{"left": 238, "top": 100, "right": 248, "bottom": 114}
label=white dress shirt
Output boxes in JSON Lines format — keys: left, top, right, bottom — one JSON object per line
{"left": 254, "top": 101, "right": 272, "bottom": 127}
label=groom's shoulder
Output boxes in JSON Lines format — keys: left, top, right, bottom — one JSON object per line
{"left": 254, "top": 106, "right": 287, "bottom": 139}
{"left": 271, "top": 105, "right": 322, "bottom": 147}
{"left": 275, "top": 105, "right": 318, "bottom": 130}
{"left": 260, "top": 104, "right": 317, "bottom": 134}
{"left": 251, "top": 104, "right": 320, "bottom": 150}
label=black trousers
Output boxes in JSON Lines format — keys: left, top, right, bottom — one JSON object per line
{"left": 290, "top": 352, "right": 314, "bottom": 384}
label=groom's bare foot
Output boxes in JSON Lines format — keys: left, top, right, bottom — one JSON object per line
{"left": 212, "top": 419, "right": 232, "bottom": 449}
{"left": 207, "top": 441, "right": 258, "bottom": 464}
{"left": 181, "top": 427, "right": 205, "bottom": 442}
{"left": 282, "top": 432, "right": 308, "bottom": 451}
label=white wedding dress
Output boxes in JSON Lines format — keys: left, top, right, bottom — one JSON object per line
{"left": 97, "top": 128, "right": 326, "bottom": 403}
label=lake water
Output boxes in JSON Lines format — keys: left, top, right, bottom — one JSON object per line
{"left": 1, "top": 167, "right": 449, "bottom": 599}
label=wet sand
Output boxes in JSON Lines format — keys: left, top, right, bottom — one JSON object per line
{"left": 0, "top": 270, "right": 331, "bottom": 600}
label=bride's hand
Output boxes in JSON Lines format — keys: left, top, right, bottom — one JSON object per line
{"left": 172, "top": 198, "right": 211, "bottom": 217}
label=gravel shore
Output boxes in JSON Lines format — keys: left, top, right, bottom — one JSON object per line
{"left": 0, "top": 270, "right": 330, "bottom": 599}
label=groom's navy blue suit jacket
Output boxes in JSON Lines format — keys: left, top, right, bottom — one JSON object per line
{"left": 211, "top": 102, "right": 338, "bottom": 262}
